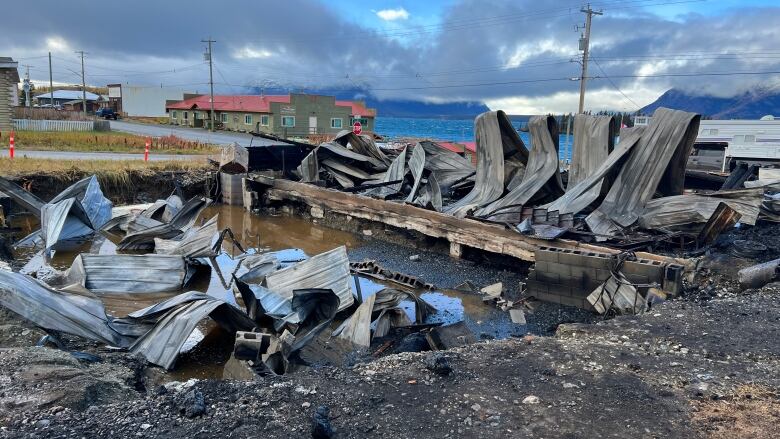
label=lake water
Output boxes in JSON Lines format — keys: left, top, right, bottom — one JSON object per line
{"left": 375, "top": 116, "right": 575, "bottom": 161}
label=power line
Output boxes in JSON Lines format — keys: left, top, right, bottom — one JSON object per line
{"left": 591, "top": 57, "right": 642, "bottom": 110}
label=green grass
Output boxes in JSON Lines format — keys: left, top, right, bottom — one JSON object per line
{"left": 0, "top": 131, "right": 220, "bottom": 155}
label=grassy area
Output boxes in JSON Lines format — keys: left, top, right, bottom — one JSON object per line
{"left": 0, "top": 131, "right": 220, "bottom": 155}
{"left": 0, "top": 157, "right": 212, "bottom": 181}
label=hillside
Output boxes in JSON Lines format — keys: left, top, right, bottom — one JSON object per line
{"left": 641, "top": 87, "right": 780, "bottom": 119}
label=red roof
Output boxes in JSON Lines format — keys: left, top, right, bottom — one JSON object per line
{"left": 437, "top": 141, "right": 476, "bottom": 153}
{"left": 167, "top": 94, "right": 375, "bottom": 116}
{"left": 166, "top": 95, "right": 287, "bottom": 113}
{"left": 336, "top": 100, "right": 376, "bottom": 117}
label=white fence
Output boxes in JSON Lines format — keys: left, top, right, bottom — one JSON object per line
{"left": 12, "top": 119, "right": 110, "bottom": 132}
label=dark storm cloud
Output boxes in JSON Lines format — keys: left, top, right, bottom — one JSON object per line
{"left": 4, "top": 0, "right": 780, "bottom": 110}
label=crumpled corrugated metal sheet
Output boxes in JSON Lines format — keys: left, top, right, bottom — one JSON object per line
{"left": 639, "top": 187, "right": 764, "bottom": 230}
{"left": 333, "top": 130, "right": 391, "bottom": 166}
{"left": 404, "top": 143, "right": 426, "bottom": 203}
{"left": 0, "top": 269, "right": 134, "bottom": 347}
{"left": 586, "top": 108, "right": 700, "bottom": 237}
{"left": 545, "top": 126, "right": 645, "bottom": 215}
{"left": 264, "top": 246, "right": 354, "bottom": 311}
{"left": 41, "top": 197, "right": 94, "bottom": 250}
{"left": 444, "top": 110, "right": 528, "bottom": 217}
{"left": 297, "top": 148, "right": 319, "bottom": 182}
{"left": 154, "top": 215, "right": 219, "bottom": 258}
{"left": 0, "top": 176, "right": 45, "bottom": 215}
{"left": 418, "top": 141, "right": 475, "bottom": 192}
{"left": 568, "top": 115, "right": 615, "bottom": 189}
{"left": 363, "top": 146, "right": 408, "bottom": 199}
{"left": 141, "top": 195, "right": 182, "bottom": 224}
{"left": 475, "top": 115, "right": 564, "bottom": 219}
{"left": 124, "top": 291, "right": 256, "bottom": 370}
{"left": 117, "top": 197, "right": 211, "bottom": 251}
{"left": 414, "top": 173, "right": 443, "bottom": 211}
{"left": 66, "top": 254, "right": 190, "bottom": 294}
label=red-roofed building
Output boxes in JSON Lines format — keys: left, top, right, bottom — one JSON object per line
{"left": 166, "top": 93, "right": 376, "bottom": 137}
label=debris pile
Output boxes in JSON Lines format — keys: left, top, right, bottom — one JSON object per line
{"left": 291, "top": 108, "right": 780, "bottom": 250}
{"left": 0, "top": 175, "right": 454, "bottom": 376}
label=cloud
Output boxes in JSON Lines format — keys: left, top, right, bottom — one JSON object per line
{"left": 2, "top": 0, "right": 780, "bottom": 114}
{"left": 376, "top": 8, "right": 410, "bottom": 21}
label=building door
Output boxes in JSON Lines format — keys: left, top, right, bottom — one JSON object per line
{"left": 309, "top": 116, "right": 318, "bottom": 134}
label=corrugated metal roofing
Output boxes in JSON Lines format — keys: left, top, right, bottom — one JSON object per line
{"left": 35, "top": 90, "right": 102, "bottom": 101}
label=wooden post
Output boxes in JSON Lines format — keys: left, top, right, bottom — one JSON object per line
{"left": 449, "top": 242, "right": 463, "bottom": 259}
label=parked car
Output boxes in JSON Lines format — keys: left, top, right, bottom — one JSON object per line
{"left": 95, "top": 108, "right": 119, "bottom": 120}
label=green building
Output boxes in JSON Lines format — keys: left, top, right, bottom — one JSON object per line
{"left": 166, "top": 93, "right": 376, "bottom": 137}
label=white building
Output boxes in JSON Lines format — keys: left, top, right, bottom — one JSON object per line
{"left": 108, "top": 84, "right": 193, "bottom": 117}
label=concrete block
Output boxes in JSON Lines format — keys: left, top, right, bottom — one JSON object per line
{"left": 532, "top": 291, "right": 561, "bottom": 304}
{"left": 547, "top": 262, "right": 572, "bottom": 278}
{"left": 558, "top": 249, "right": 581, "bottom": 266}
{"left": 663, "top": 264, "right": 684, "bottom": 296}
{"left": 535, "top": 248, "right": 559, "bottom": 263}
{"left": 622, "top": 260, "right": 664, "bottom": 282}
{"left": 534, "top": 261, "right": 549, "bottom": 273}
{"left": 535, "top": 271, "right": 560, "bottom": 284}
{"left": 583, "top": 253, "right": 614, "bottom": 270}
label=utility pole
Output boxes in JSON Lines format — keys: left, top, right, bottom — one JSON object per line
{"left": 577, "top": 4, "right": 602, "bottom": 114}
{"left": 21, "top": 64, "right": 32, "bottom": 107}
{"left": 75, "top": 50, "right": 87, "bottom": 116}
{"left": 48, "top": 52, "right": 54, "bottom": 109}
{"left": 201, "top": 38, "right": 216, "bottom": 131}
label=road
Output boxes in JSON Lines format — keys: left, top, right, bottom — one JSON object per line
{"left": 0, "top": 150, "right": 207, "bottom": 161}
{"left": 110, "top": 120, "right": 281, "bottom": 147}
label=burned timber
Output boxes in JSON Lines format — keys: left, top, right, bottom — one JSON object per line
{"left": 1, "top": 107, "right": 780, "bottom": 438}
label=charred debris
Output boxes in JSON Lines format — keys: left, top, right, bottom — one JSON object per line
{"left": 0, "top": 175, "right": 477, "bottom": 375}
{"left": 223, "top": 107, "right": 780, "bottom": 315}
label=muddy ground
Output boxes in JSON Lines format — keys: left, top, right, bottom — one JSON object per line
{"left": 0, "top": 171, "right": 779, "bottom": 437}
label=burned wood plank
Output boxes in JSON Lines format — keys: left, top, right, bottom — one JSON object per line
{"left": 252, "top": 175, "right": 685, "bottom": 265}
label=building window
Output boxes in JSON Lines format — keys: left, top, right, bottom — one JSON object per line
{"left": 172, "top": 111, "right": 177, "bottom": 119}
{"left": 260, "top": 115, "right": 270, "bottom": 126}
{"left": 331, "top": 118, "right": 343, "bottom": 129}
{"left": 282, "top": 116, "right": 295, "bottom": 127}
{"left": 245, "top": 114, "right": 252, "bottom": 125}
{"left": 183, "top": 111, "right": 188, "bottom": 120}
{"left": 221, "top": 113, "right": 228, "bottom": 123}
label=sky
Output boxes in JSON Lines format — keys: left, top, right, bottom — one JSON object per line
{"left": 4, "top": 0, "right": 780, "bottom": 114}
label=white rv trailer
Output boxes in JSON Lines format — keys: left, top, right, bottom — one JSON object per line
{"left": 694, "top": 116, "right": 780, "bottom": 171}
{"left": 634, "top": 115, "right": 780, "bottom": 171}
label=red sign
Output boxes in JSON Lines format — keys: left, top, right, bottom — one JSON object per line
{"left": 352, "top": 121, "right": 362, "bottom": 135}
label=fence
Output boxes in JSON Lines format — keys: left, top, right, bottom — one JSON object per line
{"left": 13, "top": 107, "right": 87, "bottom": 121}
{"left": 12, "top": 119, "right": 110, "bottom": 132}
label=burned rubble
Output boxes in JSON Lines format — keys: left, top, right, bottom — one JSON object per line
{"left": 1, "top": 107, "right": 780, "bottom": 437}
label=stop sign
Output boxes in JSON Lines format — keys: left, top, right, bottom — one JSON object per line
{"left": 352, "top": 121, "right": 362, "bottom": 135}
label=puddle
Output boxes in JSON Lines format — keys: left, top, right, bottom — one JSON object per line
{"left": 6, "top": 203, "right": 525, "bottom": 379}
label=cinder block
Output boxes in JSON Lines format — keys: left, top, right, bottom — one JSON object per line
{"left": 526, "top": 269, "right": 538, "bottom": 281}
{"left": 534, "top": 261, "right": 549, "bottom": 273}
{"left": 547, "top": 262, "right": 572, "bottom": 278}
{"left": 622, "top": 260, "right": 664, "bottom": 282}
{"left": 583, "top": 254, "right": 614, "bottom": 270}
{"left": 526, "top": 279, "right": 548, "bottom": 294}
{"left": 623, "top": 274, "right": 650, "bottom": 285}
{"left": 535, "top": 248, "right": 559, "bottom": 263}
{"left": 595, "top": 269, "right": 612, "bottom": 282}
{"left": 536, "top": 271, "right": 560, "bottom": 284}
{"left": 663, "top": 264, "right": 684, "bottom": 296}
{"left": 558, "top": 249, "right": 580, "bottom": 266}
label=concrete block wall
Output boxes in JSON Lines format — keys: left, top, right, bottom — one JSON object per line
{"left": 525, "top": 246, "right": 684, "bottom": 309}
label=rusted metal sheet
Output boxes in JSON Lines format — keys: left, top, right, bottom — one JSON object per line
{"left": 568, "top": 115, "right": 615, "bottom": 189}
{"left": 545, "top": 126, "right": 644, "bottom": 215}
{"left": 697, "top": 203, "right": 741, "bottom": 246}
{"left": 587, "top": 108, "right": 701, "bottom": 237}
{"left": 444, "top": 110, "right": 528, "bottom": 217}
{"left": 405, "top": 143, "right": 426, "bottom": 203}
{"left": 475, "top": 115, "right": 563, "bottom": 220}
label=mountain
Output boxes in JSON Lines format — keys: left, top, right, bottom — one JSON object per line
{"left": 641, "top": 87, "right": 780, "bottom": 119}
{"left": 251, "top": 86, "right": 489, "bottom": 119}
